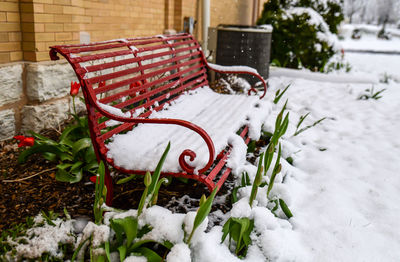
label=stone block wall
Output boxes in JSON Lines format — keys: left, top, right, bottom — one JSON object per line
{"left": 0, "top": 60, "right": 80, "bottom": 141}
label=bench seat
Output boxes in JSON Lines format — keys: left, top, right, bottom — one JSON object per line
{"left": 106, "top": 86, "right": 260, "bottom": 174}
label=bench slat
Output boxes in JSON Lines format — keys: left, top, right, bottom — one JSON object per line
{"left": 86, "top": 50, "right": 201, "bottom": 85}
{"left": 65, "top": 34, "right": 191, "bottom": 54}
{"left": 97, "top": 58, "right": 204, "bottom": 105}
{"left": 92, "top": 52, "right": 202, "bottom": 96}
{"left": 82, "top": 40, "right": 197, "bottom": 73}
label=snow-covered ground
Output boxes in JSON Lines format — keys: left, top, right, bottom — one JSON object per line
{"left": 263, "top": 75, "right": 400, "bottom": 261}
{"left": 339, "top": 24, "right": 400, "bottom": 82}
{"left": 340, "top": 24, "right": 400, "bottom": 53}
{"left": 5, "top": 37, "right": 400, "bottom": 261}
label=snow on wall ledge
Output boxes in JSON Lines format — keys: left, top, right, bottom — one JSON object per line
{"left": 0, "top": 61, "right": 79, "bottom": 141}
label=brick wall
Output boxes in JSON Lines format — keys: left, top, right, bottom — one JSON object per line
{"left": 19, "top": 0, "right": 176, "bottom": 62}
{"left": 0, "top": 0, "right": 23, "bottom": 64}
{"left": 1, "top": 0, "right": 270, "bottom": 64}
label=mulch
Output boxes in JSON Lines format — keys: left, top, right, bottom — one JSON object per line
{"left": 0, "top": 126, "right": 232, "bottom": 232}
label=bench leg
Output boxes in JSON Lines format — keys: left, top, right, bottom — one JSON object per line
{"left": 104, "top": 164, "right": 114, "bottom": 206}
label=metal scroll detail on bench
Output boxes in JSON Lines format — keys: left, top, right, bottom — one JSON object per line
{"left": 49, "top": 33, "right": 267, "bottom": 205}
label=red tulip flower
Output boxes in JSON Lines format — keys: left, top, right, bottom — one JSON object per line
{"left": 129, "top": 81, "right": 141, "bottom": 89}
{"left": 90, "top": 175, "right": 99, "bottom": 184}
{"left": 70, "top": 81, "right": 81, "bottom": 96}
{"left": 14, "top": 135, "right": 35, "bottom": 147}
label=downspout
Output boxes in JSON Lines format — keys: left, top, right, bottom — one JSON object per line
{"left": 202, "top": 0, "right": 210, "bottom": 55}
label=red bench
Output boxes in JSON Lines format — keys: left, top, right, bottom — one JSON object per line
{"left": 49, "top": 33, "right": 267, "bottom": 205}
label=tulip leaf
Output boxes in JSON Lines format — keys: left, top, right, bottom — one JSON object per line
{"left": 148, "top": 142, "right": 170, "bottom": 196}
{"left": 250, "top": 152, "right": 264, "bottom": 207}
{"left": 279, "top": 198, "right": 293, "bottom": 219}
{"left": 72, "top": 138, "right": 92, "bottom": 156}
{"left": 18, "top": 145, "right": 64, "bottom": 163}
{"left": 116, "top": 174, "right": 138, "bottom": 185}
{"left": 267, "top": 143, "right": 282, "bottom": 198}
{"left": 137, "top": 247, "right": 162, "bottom": 262}
{"left": 186, "top": 187, "right": 218, "bottom": 244}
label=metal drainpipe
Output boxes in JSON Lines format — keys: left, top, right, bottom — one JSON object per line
{"left": 202, "top": 0, "right": 210, "bottom": 55}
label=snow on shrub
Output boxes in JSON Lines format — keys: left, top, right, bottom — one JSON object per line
{"left": 257, "top": 0, "right": 344, "bottom": 71}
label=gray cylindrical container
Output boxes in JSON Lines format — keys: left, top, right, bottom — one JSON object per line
{"left": 216, "top": 25, "right": 272, "bottom": 80}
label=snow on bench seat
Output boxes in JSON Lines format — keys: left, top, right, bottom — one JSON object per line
{"left": 106, "top": 86, "right": 262, "bottom": 173}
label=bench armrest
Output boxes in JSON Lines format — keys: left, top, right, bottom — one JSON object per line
{"left": 205, "top": 62, "right": 267, "bottom": 99}
{"left": 94, "top": 102, "right": 216, "bottom": 175}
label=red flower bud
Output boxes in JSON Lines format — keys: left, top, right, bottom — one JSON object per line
{"left": 129, "top": 81, "right": 141, "bottom": 89}
{"left": 90, "top": 175, "right": 99, "bottom": 184}
{"left": 14, "top": 135, "right": 35, "bottom": 147}
{"left": 13, "top": 135, "right": 25, "bottom": 141}
{"left": 70, "top": 81, "right": 81, "bottom": 96}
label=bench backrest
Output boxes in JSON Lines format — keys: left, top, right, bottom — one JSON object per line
{"left": 50, "top": 33, "right": 208, "bottom": 151}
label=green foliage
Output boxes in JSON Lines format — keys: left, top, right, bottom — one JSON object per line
{"left": 116, "top": 174, "right": 140, "bottom": 184}
{"left": 273, "top": 84, "right": 291, "bottom": 104}
{"left": 137, "top": 142, "right": 170, "bottom": 216}
{"left": 221, "top": 217, "right": 254, "bottom": 258}
{"left": 294, "top": 114, "right": 326, "bottom": 136}
{"left": 74, "top": 144, "right": 173, "bottom": 261}
{"left": 231, "top": 172, "right": 251, "bottom": 204}
{"left": 106, "top": 217, "right": 165, "bottom": 262}
{"left": 270, "top": 198, "right": 293, "bottom": 219}
{"left": 257, "top": 0, "right": 344, "bottom": 71}
{"left": 295, "top": 0, "right": 344, "bottom": 34}
{"left": 237, "top": 101, "right": 293, "bottom": 223}
{"left": 262, "top": 103, "right": 293, "bottom": 218}
{"left": 270, "top": 100, "right": 289, "bottom": 146}
{"left": 186, "top": 187, "right": 218, "bottom": 244}
{"left": 279, "top": 198, "right": 293, "bottom": 218}
{"left": 41, "top": 210, "right": 59, "bottom": 226}
{"left": 94, "top": 162, "right": 107, "bottom": 225}
{"left": 358, "top": 86, "right": 386, "bottom": 100}
{"left": 263, "top": 142, "right": 275, "bottom": 176}
{"left": 380, "top": 72, "right": 392, "bottom": 84}
{"left": 18, "top": 109, "right": 98, "bottom": 183}
{"left": 324, "top": 60, "right": 352, "bottom": 73}
{"left": 246, "top": 140, "right": 257, "bottom": 154}
{"left": 241, "top": 172, "right": 251, "bottom": 187}
{"left": 249, "top": 152, "right": 264, "bottom": 207}
{"left": 267, "top": 144, "right": 282, "bottom": 198}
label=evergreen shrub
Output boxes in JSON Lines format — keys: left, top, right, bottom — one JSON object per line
{"left": 257, "top": 0, "right": 344, "bottom": 71}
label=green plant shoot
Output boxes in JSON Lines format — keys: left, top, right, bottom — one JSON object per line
{"left": 94, "top": 161, "right": 107, "bottom": 225}
{"left": 273, "top": 84, "right": 290, "bottom": 104}
{"left": 249, "top": 152, "right": 264, "bottom": 207}
{"left": 186, "top": 187, "right": 218, "bottom": 244}
{"left": 137, "top": 142, "right": 170, "bottom": 216}
{"left": 221, "top": 217, "right": 254, "bottom": 258}
{"left": 267, "top": 143, "right": 282, "bottom": 198}
{"left": 294, "top": 116, "right": 326, "bottom": 136}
